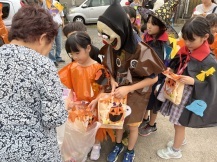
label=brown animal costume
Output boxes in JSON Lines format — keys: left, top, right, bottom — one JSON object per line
{"left": 97, "top": 0, "right": 165, "bottom": 125}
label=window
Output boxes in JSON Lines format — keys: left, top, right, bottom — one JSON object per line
{"left": 101, "top": 0, "right": 110, "bottom": 6}
{"left": 91, "top": 0, "right": 101, "bottom": 7}
{"left": 84, "top": 0, "right": 91, "bottom": 6}
{"left": 2, "top": 3, "right": 10, "bottom": 19}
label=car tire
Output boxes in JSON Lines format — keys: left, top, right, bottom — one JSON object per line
{"left": 73, "top": 16, "right": 85, "bottom": 24}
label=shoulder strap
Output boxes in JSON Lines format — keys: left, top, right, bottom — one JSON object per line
{"left": 177, "top": 54, "right": 190, "bottom": 75}
{"left": 212, "top": 6, "right": 217, "bottom": 13}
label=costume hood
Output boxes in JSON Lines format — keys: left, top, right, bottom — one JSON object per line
{"left": 98, "top": 0, "right": 137, "bottom": 54}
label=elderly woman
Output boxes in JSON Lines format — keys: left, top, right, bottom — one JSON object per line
{"left": 0, "top": 6, "right": 67, "bottom": 161}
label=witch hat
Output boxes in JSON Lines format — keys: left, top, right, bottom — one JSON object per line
{"left": 151, "top": 0, "right": 179, "bottom": 26}
{"left": 138, "top": 0, "right": 164, "bottom": 23}
{"left": 152, "top": 0, "right": 164, "bottom": 11}
{"left": 139, "top": 0, "right": 179, "bottom": 38}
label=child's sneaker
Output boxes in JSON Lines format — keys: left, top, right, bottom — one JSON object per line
{"left": 138, "top": 123, "right": 157, "bottom": 136}
{"left": 138, "top": 116, "right": 150, "bottom": 128}
{"left": 90, "top": 144, "right": 101, "bottom": 160}
{"left": 107, "top": 143, "right": 124, "bottom": 162}
{"left": 167, "top": 139, "right": 187, "bottom": 148}
{"left": 123, "top": 150, "right": 135, "bottom": 162}
{"left": 157, "top": 147, "right": 182, "bottom": 159}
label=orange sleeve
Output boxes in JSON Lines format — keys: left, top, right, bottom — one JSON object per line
{"left": 210, "top": 34, "right": 217, "bottom": 59}
{"left": 58, "top": 63, "right": 73, "bottom": 89}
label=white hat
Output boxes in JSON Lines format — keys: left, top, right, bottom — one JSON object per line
{"left": 152, "top": 0, "right": 164, "bottom": 11}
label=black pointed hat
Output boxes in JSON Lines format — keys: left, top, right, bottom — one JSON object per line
{"left": 151, "top": 0, "right": 179, "bottom": 26}
{"left": 138, "top": 0, "right": 179, "bottom": 38}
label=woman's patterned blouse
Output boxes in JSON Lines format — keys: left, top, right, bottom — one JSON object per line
{"left": 0, "top": 44, "right": 68, "bottom": 161}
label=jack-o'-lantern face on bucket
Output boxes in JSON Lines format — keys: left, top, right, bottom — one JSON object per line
{"left": 108, "top": 103, "right": 124, "bottom": 122}
{"left": 164, "top": 78, "right": 176, "bottom": 95}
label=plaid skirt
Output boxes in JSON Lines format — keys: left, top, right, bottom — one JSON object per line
{"left": 160, "top": 85, "right": 193, "bottom": 125}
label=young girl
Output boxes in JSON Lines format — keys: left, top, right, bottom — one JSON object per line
{"left": 206, "top": 13, "right": 217, "bottom": 34}
{"left": 158, "top": 16, "right": 217, "bottom": 159}
{"left": 130, "top": 0, "right": 142, "bottom": 29}
{"left": 206, "top": 13, "right": 217, "bottom": 58}
{"left": 123, "top": 6, "right": 142, "bottom": 43}
{"left": 138, "top": 14, "right": 169, "bottom": 136}
{"left": 62, "top": 21, "right": 102, "bottom": 63}
{"left": 58, "top": 31, "right": 113, "bottom": 161}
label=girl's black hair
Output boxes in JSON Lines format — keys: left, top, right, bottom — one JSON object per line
{"left": 65, "top": 31, "right": 91, "bottom": 53}
{"left": 122, "top": 6, "right": 140, "bottom": 34}
{"left": 123, "top": 6, "right": 136, "bottom": 23}
{"left": 206, "top": 13, "right": 217, "bottom": 27}
{"left": 182, "top": 16, "right": 214, "bottom": 44}
{"left": 140, "top": 23, "right": 147, "bottom": 33}
{"left": 62, "top": 22, "right": 87, "bottom": 37}
{"left": 147, "top": 15, "right": 166, "bottom": 39}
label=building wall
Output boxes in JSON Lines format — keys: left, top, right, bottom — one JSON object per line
{"left": 178, "top": 0, "right": 201, "bottom": 18}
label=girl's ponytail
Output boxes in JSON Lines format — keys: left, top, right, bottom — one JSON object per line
{"left": 207, "top": 30, "right": 214, "bottom": 44}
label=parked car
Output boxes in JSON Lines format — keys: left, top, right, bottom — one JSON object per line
{"left": 0, "top": 0, "right": 27, "bottom": 29}
{"left": 67, "top": 0, "right": 128, "bottom": 24}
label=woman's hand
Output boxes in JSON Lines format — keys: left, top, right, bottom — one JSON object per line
{"left": 65, "top": 99, "right": 75, "bottom": 110}
{"left": 88, "top": 99, "right": 98, "bottom": 111}
{"left": 178, "top": 75, "right": 195, "bottom": 85}
{"left": 113, "top": 86, "right": 130, "bottom": 99}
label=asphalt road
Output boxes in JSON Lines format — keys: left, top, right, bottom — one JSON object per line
{"left": 58, "top": 24, "right": 217, "bottom": 162}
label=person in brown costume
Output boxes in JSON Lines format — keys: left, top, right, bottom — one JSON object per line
{"left": 97, "top": 0, "right": 165, "bottom": 161}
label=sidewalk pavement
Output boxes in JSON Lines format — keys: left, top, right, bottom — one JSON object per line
{"left": 57, "top": 24, "right": 217, "bottom": 162}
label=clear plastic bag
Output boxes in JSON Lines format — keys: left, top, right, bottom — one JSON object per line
{"left": 61, "top": 120, "right": 101, "bottom": 162}
{"left": 56, "top": 122, "right": 66, "bottom": 149}
{"left": 55, "top": 88, "right": 70, "bottom": 149}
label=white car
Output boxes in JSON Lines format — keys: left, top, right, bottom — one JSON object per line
{"left": 0, "top": 0, "right": 27, "bottom": 29}
{"left": 67, "top": 0, "right": 128, "bottom": 24}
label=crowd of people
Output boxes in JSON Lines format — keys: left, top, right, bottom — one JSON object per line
{"left": 1, "top": 0, "right": 217, "bottom": 162}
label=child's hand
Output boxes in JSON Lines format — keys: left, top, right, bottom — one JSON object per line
{"left": 166, "top": 67, "right": 173, "bottom": 72}
{"left": 111, "top": 78, "right": 118, "bottom": 95}
{"left": 178, "top": 75, "right": 195, "bottom": 85}
{"left": 113, "top": 86, "right": 130, "bottom": 99}
{"left": 88, "top": 99, "right": 98, "bottom": 111}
